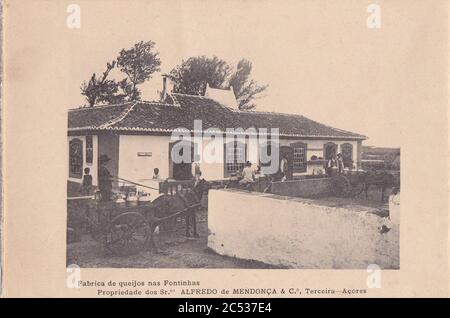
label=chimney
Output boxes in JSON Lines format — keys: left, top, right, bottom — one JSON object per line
{"left": 161, "top": 74, "right": 173, "bottom": 102}
{"left": 204, "top": 83, "right": 239, "bottom": 109}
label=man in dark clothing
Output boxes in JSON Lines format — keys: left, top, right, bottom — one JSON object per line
{"left": 98, "top": 154, "right": 113, "bottom": 202}
{"left": 326, "top": 155, "right": 338, "bottom": 177}
{"left": 336, "top": 153, "right": 345, "bottom": 174}
{"left": 81, "top": 167, "right": 93, "bottom": 195}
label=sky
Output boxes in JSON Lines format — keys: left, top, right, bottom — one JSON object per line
{"left": 56, "top": 0, "right": 416, "bottom": 147}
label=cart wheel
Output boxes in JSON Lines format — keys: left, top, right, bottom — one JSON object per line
{"left": 88, "top": 209, "right": 110, "bottom": 243}
{"left": 91, "top": 223, "right": 109, "bottom": 243}
{"left": 331, "top": 175, "right": 351, "bottom": 197}
{"left": 106, "top": 212, "right": 150, "bottom": 256}
{"left": 351, "top": 181, "right": 366, "bottom": 197}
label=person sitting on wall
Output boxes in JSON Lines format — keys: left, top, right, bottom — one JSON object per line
{"left": 152, "top": 167, "right": 160, "bottom": 180}
{"left": 80, "top": 167, "right": 93, "bottom": 195}
{"left": 98, "top": 154, "right": 113, "bottom": 202}
{"left": 239, "top": 161, "right": 255, "bottom": 185}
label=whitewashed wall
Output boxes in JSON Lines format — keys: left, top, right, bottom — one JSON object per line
{"left": 67, "top": 134, "right": 361, "bottom": 190}
{"left": 68, "top": 135, "right": 98, "bottom": 185}
{"left": 118, "top": 135, "right": 171, "bottom": 182}
{"left": 223, "top": 138, "right": 359, "bottom": 177}
{"left": 195, "top": 137, "right": 225, "bottom": 180}
{"left": 208, "top": 189, "right": 399, "bottom": 269}
{"left": 118, "top": 135, "right": 227, "bottom": 182}
{"left": 116, "top": 135, "right": 360, "bottom": 182}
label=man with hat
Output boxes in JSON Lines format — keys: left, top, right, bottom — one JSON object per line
{"left": 98, "top": 154, "right": 113, "bottom": 202}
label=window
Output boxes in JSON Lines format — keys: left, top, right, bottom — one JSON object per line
{"left": 224, "top": 141, "right": 246, "bottom": 176}
{"left": 291, "top": 142, "right": 307, "bottom": 172}
{"left": 69, "top": 138, "right": 83, "bottom": 178}
{"left": 323, "top": 142, "right": 337, "bottom": 160}
{"left": 259, "top": 141, "right": 273, "bottom": 167}
{"left": 341, "top": 143, "right": 353, "bottom": 168}
{"left": 86, "top": 135, "right": 93, "bottom": 164}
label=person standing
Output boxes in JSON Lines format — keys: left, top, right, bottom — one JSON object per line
{"left": 98, "top": 154, "right": 113, "bottom": 202}
{"left": 326, "top": 155, "right": 338, "bottom": 177}
{"left": 80, "top": 167, "right": 93, "bottom": 195}
{"left": 336, "top": 153, "right": 345, "bottom": 174}
{"left": 152, "top": 167, "right": 161, "bottom": 180}
{"left": 279, "top": 157, "right": 288, "bottom": 181}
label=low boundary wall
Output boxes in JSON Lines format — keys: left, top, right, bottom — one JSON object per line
{"left": 207, "top": 189, "right": 399, "bottom": 269}
{"left": 270, "top": 177, "right": 333, "bottom": 198}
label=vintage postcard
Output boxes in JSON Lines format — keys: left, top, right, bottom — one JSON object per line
{"left": 1, "top": 0, "right": 448, "bottom": 298}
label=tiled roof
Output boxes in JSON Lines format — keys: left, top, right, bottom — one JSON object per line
{"left": 68, "top": 93, "right": 366, "bottom": 139}
{"left": 68, "top": 102, "right": 134, "bottom": 130}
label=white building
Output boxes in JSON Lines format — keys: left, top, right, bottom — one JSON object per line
{"left": 68, "top": 80, "right": 366, "bottom": 189}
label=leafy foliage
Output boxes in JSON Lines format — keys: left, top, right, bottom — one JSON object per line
{"left": 169, "top": 56, "right": 232, "bottom": 96}
{"left": 117, "top": 41, "right": 161, "bottom": 100}
{"left": 170, "top": 56, "right": 267, "bottom": 110}
{"left": 80, "top": 41, "right": 161, "bottom": 106}
{"left": 229, "top": 59, "right": 268, "bottom": 110}
{"left": 80, "top": 43, "right": 265, "bottom": 109}
{"left": 80, "top": 61, "right": 126, "bottom": 107}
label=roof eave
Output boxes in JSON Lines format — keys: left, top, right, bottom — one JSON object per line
{"left": 68, "top": 126, "right": 366, "bottom": 140}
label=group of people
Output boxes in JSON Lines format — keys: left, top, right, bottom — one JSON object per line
{"left": 325, "top": 153, "right": 346, "bottom": 177}
{"left": 79, "top": 154, "right": 113, "bottom": 201}
{"left": 80, "top": 155, "right": 206, "bottom": 202}
{"left": 79, "top": 151, "right": 349, "bottom": 201}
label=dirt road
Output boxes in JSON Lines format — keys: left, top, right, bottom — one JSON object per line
{"left": 67, "top": 215, "right": 278, "bottom": 269}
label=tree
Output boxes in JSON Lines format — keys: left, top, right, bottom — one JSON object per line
{"left": 80, "top": 61, "right": 125, "bottom": 107}
{"left": 229, "top": 59, "right": 268, "bottom": 110}
{"left": 169, "top": 56, "right": 266, "bottom": 110}
{"left": 169, "top": 56, "right": 232, "bottom": 96}
{"left": 116, "top": 40, "right": 161, "bottom": 101}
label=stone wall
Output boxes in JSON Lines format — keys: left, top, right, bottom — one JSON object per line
{"left": 270, "top": 178, "right": 333, "bottom": 198}
{"left": 207, "top": 189, "right": 399, "bottom": 269}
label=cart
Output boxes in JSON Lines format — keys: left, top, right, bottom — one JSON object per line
{"left": 331, "top": 170, "right": 400, "bottom": 200}
{"left": 74, "top": 179, "right": 206, "bottom": 256}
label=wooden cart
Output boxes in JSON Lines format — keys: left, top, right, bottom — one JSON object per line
{"left": 331, "top": 170, "right": 400, "bottom": 200}
{"left": 75, "top": 180, "right": 206, "bottom": 256}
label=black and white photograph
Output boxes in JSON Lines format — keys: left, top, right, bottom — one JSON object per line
{"left": 66, "top": 2, "right": 401, "bottom": 270}
{"left": 2, "top": 0, "right": 448, "bottom": 298}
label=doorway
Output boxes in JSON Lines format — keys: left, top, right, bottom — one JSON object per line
{"left": 323, "top": 142, "right": 337, "bottom": 160}
{"left": 279, "top": 146, "right": 294, "bottom": 180}
{"left": 169, "top": 141, "right": 194, "bottom": 180}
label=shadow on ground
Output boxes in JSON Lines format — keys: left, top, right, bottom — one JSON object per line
{"left": 67, "top": 210, "right": 284, "bottom": 269}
